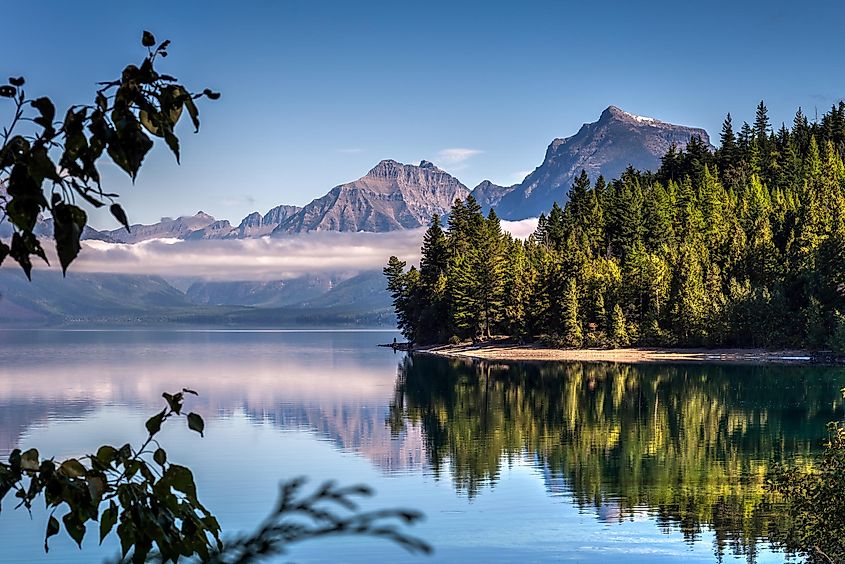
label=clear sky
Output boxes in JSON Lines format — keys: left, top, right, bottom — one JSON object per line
{"left": 3, "top": 0, "right": 844, "bottom": 228}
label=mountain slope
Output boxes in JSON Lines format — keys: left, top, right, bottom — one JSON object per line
{"left": 0, "top": 270, "right": 192, "bottom": 322}
{"left": 185, "top": 275, "right": 338, "bottom": 307}
{"left": 496, "top": 105, "right": 712, "bottom": 219}
{"left": 470, "top": 180, "right": 519, "bottom": 214}
{"left": 273, "top": 160, "right": 469, "bottom": 233}
{"left": 233, "top": 204, "right": 302, "bottom": 238}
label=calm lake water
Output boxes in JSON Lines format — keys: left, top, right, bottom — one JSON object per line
{"left": 0, "top": 329, "right": 843, "bottom": 563}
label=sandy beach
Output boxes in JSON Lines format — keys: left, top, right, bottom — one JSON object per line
{"left": 414, "top": 340, "right": 840, "bottom": 365}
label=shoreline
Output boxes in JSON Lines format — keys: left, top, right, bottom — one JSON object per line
{"left": 412, "top": 340, "right": 843, "bottom": 365}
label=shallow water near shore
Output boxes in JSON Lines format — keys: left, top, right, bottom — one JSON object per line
{"left": 0, "top": 329, "right": 843, "bottom": 563}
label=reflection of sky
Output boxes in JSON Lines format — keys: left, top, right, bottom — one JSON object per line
{"left": 0, "top": 330, "right": 786, "bottom": 563}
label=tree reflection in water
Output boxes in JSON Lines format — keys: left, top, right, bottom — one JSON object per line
{"left": 389, "top": 355, "right": 845, "bottom": 560}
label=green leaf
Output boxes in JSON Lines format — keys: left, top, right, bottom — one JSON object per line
{"left": 184, "top": 95, "right": 200, "bottom": 132}
{"left": 62, "top": 512, "right": 85, "bottom": 548}
{"left": 53, "top": 203, "right": 88, "bottom": 274}
{"left": 182, "top": 388, "right": 198, "bottom": 396}
{"left": 44, "top": 515, "right": 60, "bottom": 552}
{"left": 10, "top": 232, "right": 49, "bottom": 280}
{"left": 95, "top": 445, "right": 118, "bottom": 465}
{"left": 110, "top": 203, "right": 130, "bottom": 232}
{"left": 59, "top": 458, "right": 86, "bottom": 478}
{"left": 20, "top": 448, "right": 39, "bottom": 471}
{"left": 30, "top": 97, "right": 56, "bottom": 131}
{"left": 99, "top": 501, "right": 117, "bottom": 544}
{"left": 138, "top": 109, "right": 161, "bottom": 136}
{"left": 164, "top": 130, "right": 180, "bottom": 163}
{"left": 106, "top": 116, "right": 153, "bottom": 180}
{"left": 87, "top": 475, "right": 107, "bottom": 501}
{"left": 145, "top": 409, "right": 166, "bottom": 436}
{"left": 138, "top": 460, "right": 155, "bottom": 482}
{"left": 166, "top": 465, "right": 197, "bottom": 499}
{"left": 142, "top": 30, "right": 156, "bottom": 47}
{"left": 203, "top": 88, "right": 221, "bottom": 100}
{"left": 187, "top": 412, "right": 204, "bottom": 437}
{"left": 162, "top": 392, "right": 183, "bottom": 414}
{"left": 0, "top": 85, "right": 16, "bottom": 98}
{"left": 9, "top": 76, "right": 24, "bottom": 87}
{"left": 28, "top": 147, "right": 62, "bottom": 184}
{"left": 117, "top": 520, "right": 134, "bottom": 558}
{"left": 153, "top": 448, "right": 167, "bottom": 466}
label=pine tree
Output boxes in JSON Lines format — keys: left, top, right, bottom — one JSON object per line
{"left": 475, "top": 210, "right": 506, "bottom": 338}
{"left": 718, "top": 113, "right": 738, "bottom": 172}
{"left": 417, "top": 214, "right": 450, "bottom": 343}
{"left": 420, "top": 214, "right": 448, "bottom": 288}
{"left": 545, "top": 202, "right": 565, "bottom": 249}
{"left": 594, "top": 291, "right": 607, "bottom": 336}
{"left": 560, "top": 278, "right": 583, "bottom": 347}
{"left": 754, "top": 100, "right": 771, "bottom": 143}
{"left": 384, "top": 256, "right": 418, "bottom": 341}
{"left": 657, "top": 143, "right": 681, "bottom": 184}
{"left": 447, "top": 251, "right": 480, "bottom": 341}
{"left": 448, "top": 199, "right": 468, "bottom": 254}
{"left": 567, "top": 170, "right": 591, "bottom": 225}
{"left": 608, "top": 303, "right": 629, "bottom": 347}
{"left": 738, "top": 121, "right": 753, "bottom": 160}
{"left": 501, "top": 237, "right": 528, "bottom": 337}
{"left": 793, "top": 107, "right": 811, "bottom": 154}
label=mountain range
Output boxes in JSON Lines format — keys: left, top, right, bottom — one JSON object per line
{"left": 60, "top": 105, "right": 710, "bottom": 242}
{"left": 0, "top": 105, "right": 712, "bottom": 326}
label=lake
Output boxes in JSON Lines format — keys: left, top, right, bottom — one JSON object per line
{"left": 0, "top": 329, "right": 843, "bottom": 563}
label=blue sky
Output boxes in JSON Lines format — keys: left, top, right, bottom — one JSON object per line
{"left": 3, "top": 0, "right": 844, "bottom": 228}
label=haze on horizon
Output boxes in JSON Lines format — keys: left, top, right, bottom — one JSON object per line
{"left": 2, "top": 0, "right": 844, "bottom": 230}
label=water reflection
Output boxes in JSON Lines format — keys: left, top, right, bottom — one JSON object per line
{"left": 0, "top": 330, "right": 425, "bottom": 472}
{"left": 0, "top": 330, "right": 843, "bottom": 562}
{"left": 389, "top": 355, "right": 845, "bottom": 559}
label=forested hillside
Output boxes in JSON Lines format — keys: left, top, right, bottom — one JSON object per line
{"left": 385, "top": 102, "right": 845, "bottom": 349}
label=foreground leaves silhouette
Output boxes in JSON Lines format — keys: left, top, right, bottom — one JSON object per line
{"left": 0, "top": 390, "right": 429, "bottom": 562}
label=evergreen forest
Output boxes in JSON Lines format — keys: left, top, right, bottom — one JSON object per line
{"left": 385, "top": 102, "right": 845, "bottom": 349}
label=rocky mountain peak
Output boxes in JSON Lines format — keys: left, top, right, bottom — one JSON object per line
{"left": 272, "top": 159, "right": 469, "bottom": 234}
{"left": 599, "top": 105, "right": 657, "bottom": 124}
{"left": 367, "top": 159, "right": 402, "bottom": 178}
{"left": 470, "top": 180, "right": 518, "bottom": 214}
{"left": 495, "top": 105, "right": 712, "bottom": 219}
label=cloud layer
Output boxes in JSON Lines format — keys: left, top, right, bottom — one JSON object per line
{"left": 28, "top": 220, "right": 538, "bottom": 281}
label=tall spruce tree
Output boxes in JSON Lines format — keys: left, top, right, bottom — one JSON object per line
{"left": 474, "top": 210, "right": 506, "bottom": 338}
{"left": 718, "top": 113, "right": 739, "bottom": 172}
{"left": 560, "top": 278, "right": 583, "bottom": 347}
{"left": 384, "top": 256, "right": 417, "bottom": 341}
{"left": 755, "top": 100, "right": 771, "bottom": 144}
{"left": 417, "top": 214, "right": 450, "bottom": 343}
